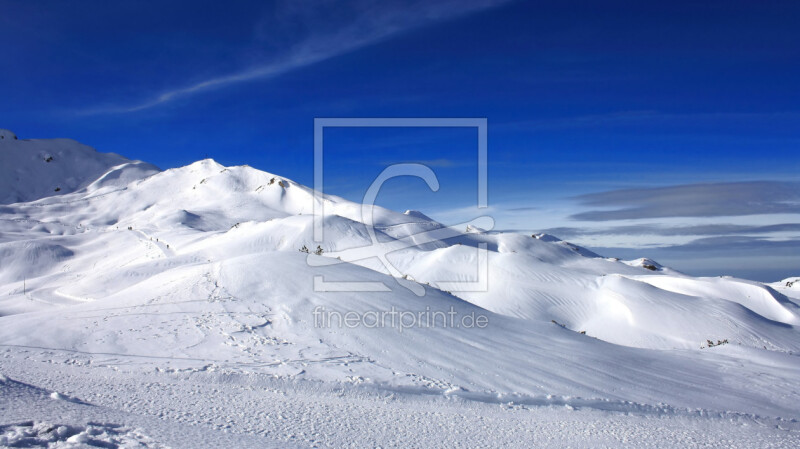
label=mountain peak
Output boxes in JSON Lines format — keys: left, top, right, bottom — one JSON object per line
{"left": 0, "top": 134, "right": 159, "bottom": 204}
{"left": 403, "top": 210, "right": 433, "bottom": 221}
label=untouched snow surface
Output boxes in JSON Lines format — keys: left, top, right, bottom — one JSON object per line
{"left": 1, "top": 135, "right": 799, "bottom": 447}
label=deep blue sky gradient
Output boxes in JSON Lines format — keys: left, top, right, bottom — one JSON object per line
{"left": 2, "top": 0, "right": 799, "bottom": 280}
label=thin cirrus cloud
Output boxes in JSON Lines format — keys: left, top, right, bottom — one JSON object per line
{"left": 541, "top": 223, "right": 800, "bottom": 239}
{"left": 593, "top": 235, "right": 800, "bottom": 258}
{"left": 589, "top": 236, "right": 800, "bottom": 281}
{"left": 82, "top": 0, "right": 511, "bottom": 115}
{"left": 569, "top": 181, "right": 800, "bottom": 221}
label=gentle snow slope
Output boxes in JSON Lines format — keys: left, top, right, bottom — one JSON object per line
{"left": 0, "top": 129, "right": 159, "bottom": 204}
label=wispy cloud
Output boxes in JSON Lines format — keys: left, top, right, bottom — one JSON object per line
{"left": 569, "top": 181, "right": 800, "bottom": 221}
{"left": 541, "top": 223, "right": 800, "bottom": 238}
{"left": 82, "top": 0, "right": 511, "bottom": 114}
{"left": 590, "top": 237, "right": 800, "bottom": 281}
{"left": 666, "top": 235, "right": 800, "bottom": 251}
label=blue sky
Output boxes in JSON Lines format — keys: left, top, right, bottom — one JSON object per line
{"left": 2, "top": 0, "right": 799, "bottom": 280}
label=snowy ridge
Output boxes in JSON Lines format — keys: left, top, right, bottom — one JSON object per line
{"left": 1, "top": 135, "right": 799, "bottom": 447}
{"left": 0, "top": 129, "right": 159, "bottom": 204}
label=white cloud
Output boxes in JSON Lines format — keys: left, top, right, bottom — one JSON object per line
{"left": 570, "top": 181, "right": 800, "bottom": 221}
{"left": 83, "top": 0, "right": 511, "bottom": 114}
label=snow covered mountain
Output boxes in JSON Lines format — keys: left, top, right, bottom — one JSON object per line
{"left": 0, "top": 129, "right": 159, "bottom": 204}
{"left": 1, "top": 133, "right": 799, "bottom": 447}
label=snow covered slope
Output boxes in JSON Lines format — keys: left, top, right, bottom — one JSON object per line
{"left": 3, "top": 157, "right": 797, "bottom": 354}
{"left": 0, "top": 129, "right": 159, "bottom": 204}
{"left": 1, "top": 136, "right": 799, "bottom": 446}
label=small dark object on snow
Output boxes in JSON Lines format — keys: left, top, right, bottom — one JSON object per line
{"left": 703, "top": 338, "right": 729, "bottom": 348}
